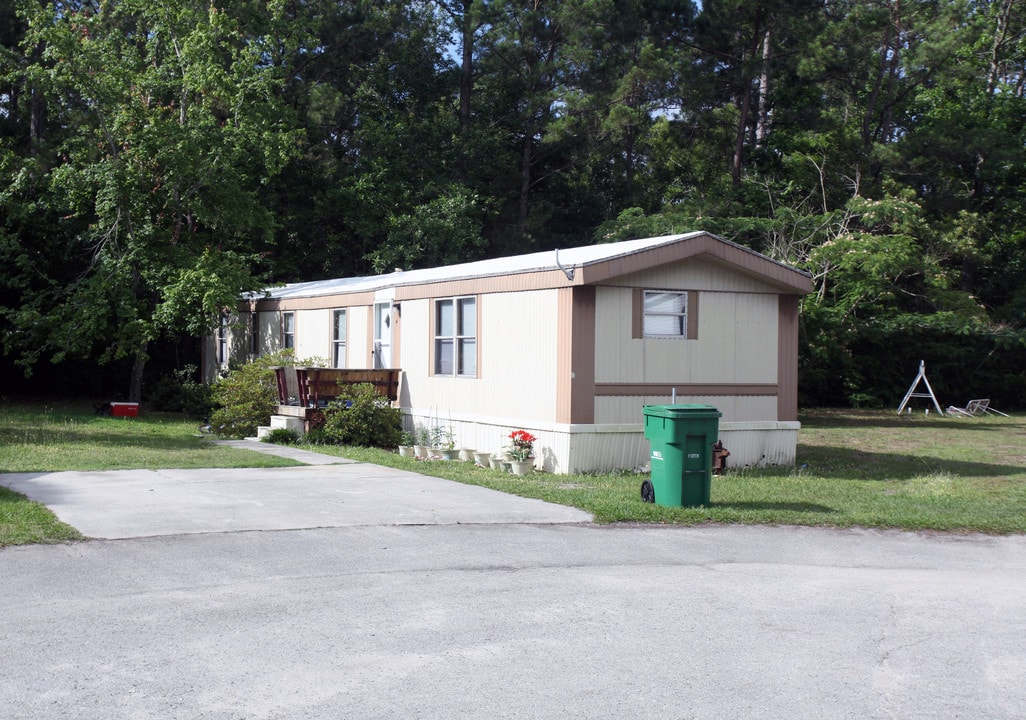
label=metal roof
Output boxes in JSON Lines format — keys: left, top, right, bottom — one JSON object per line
{"left": 254, "top": 232, "right": 811, "bottom": 300}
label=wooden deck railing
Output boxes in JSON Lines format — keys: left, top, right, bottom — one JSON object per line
{"left": 272, "top": 367, "right": 401, "bottom": 407}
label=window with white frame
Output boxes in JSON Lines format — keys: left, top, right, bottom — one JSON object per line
{"left": 434, "top": 296, "right": 477, "bottom": 377}
{"left": 332, "top": 309, "right": 346, "bottom": 368}
{"left": 282, "top": 312, "right": 295, "bottom": 350}
{"left": 643, "top": 291, "right": 688, "bottom": 337}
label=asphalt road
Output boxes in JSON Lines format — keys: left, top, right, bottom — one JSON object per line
{"left": 2, "top": 454, "right": 1025, "bottom": 719}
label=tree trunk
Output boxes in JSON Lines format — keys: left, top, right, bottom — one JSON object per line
{"left": 975, "top": 0, "right": 1016, "bottom": 200}
{"left": 129, "top": 344, "right": 147, "bottom": 404}
{"left": 455, "top": 0, "right": 475, "bottom": 182}
{"left": 732, "top": 81, "right": 752, "bottom": 186}
{"left": 756, "top": 28, "right": 771, "bottom": 145}
{"left": 625, "top": 123, "right": 636, "bottom": 201}
{"left": 864, "top": 2, "right": 904, "bottom": 149}
{"left": 732, "top": 7, "right": 763, "bottom": 185}
{"left": 985, "top": 0, "right": 1014, "bottom": 99}
{"left": 459, "top": 0, "right": 474, "bottom": 137}
{"left": 519, "top": 125, "right": 533, "bottom": 225}
{"left": 29, "top": 41, "right": 47, "bottom": 156}
{"left": 862, "top": 22, "right": 891, "bottom": 149}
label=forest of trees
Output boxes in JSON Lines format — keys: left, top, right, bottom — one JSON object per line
{"left": 1, "top": 0, "right": 1024, "bottom": 407}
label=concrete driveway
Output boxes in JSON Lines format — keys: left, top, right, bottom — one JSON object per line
{"left": 1, "top": 448, "right": 590, "bottom": 539}
{"left": 2, "top": 446, "right": 1025, "bottom": 719}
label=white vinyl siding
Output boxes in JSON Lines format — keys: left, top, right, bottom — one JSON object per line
{"left": 404, "top": 289, "right": 560, "bottom": 426}
{"left": 595, "top": 286, "right": 777, "bottom": 386}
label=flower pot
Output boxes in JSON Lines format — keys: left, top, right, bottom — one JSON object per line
{"left": 489, "top": 455, "right": 504, "bottom": 471}
{"left": 438, "top": 448, "right": 459, "bottom": 461}
{"left": 473, "top": 451, "right": 492, "bottom": 466}
{"left": 414, "top": 445, "right": 430, "bottom": 459}
{"left": 398, "top": 445, "right": 416, "bottom": 458}
{"left": 509, "top": 459, "right": 534, "bottom": 475}
{"left": 459, "top": 448, "right": 476, "bottom": 462}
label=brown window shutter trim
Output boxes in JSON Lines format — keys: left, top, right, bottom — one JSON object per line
{"left": 632, "top": 288, "right": 643, "bottom": 339}
{"left": 687, "top": 290, "right": 699, "bottom": 339}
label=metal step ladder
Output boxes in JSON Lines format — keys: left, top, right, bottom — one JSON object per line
{"left": 897, "top": 360, "right": 944, "bottom": 415}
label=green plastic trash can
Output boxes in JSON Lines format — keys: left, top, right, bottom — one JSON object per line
{"left": 641, "top": 404, "right": 721, "bottom": 507}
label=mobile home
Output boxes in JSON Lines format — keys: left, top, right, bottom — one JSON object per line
{"left": 206, "top": 232, "right": 814, "bottom": 473}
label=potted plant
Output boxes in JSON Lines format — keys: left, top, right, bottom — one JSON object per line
{"left": 414, "top": 427, "right": 431, "bottom": 459}
{"left": 398, "top": 431, "right": 416, "bottom": 458}
{"left": 432, "top": 425, "right": 459, "bottom": 460}
{"left": 507, "top": 429, "right": 537, "bottom": 475}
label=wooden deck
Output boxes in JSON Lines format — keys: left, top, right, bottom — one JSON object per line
{"left": 272, "top": 367, "right": 401, "bottom": 408}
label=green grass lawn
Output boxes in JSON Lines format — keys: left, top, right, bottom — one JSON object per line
{"left": 0, "top": 403, "right": 301, "bottom": 473}
{"left": 316, "top": 408, "right": 1026, "bottom": 534}
{"left": 2, "top": 403, "right": 1024, "bottom": 546}
{"left": 0, "top": 402, "right": 300, "bottom": 546}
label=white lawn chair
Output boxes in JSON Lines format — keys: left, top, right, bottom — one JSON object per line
{"left": 946, "top": 399, "right": 1008, "bottom": 417}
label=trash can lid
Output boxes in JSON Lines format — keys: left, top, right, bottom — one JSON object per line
{"left": 642, "top": 403, "right": 722, "bottom": 419}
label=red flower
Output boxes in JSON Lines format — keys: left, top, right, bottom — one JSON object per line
{"left": 509, "top": 430, "right": 536, "bottom": 444}
{"left": 508, "top": 429, "right": 536, "bottom": 461}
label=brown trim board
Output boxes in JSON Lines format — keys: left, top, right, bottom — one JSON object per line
{"left": 391, "top": 304, "right": 401, "bottom": 371}
{"left": 595, "top": 383, "right": 777, "bottom": 397}
{"left": 253, "top": 292, "right": 378, "bottom": 312}
{"left": 556, "top": 286, "right": 596, "bottom": 424}
{"left": 777, "top": 295, "right": 800, "bottom": 422}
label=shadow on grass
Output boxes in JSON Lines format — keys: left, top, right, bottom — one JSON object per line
{"left": 0, "top": 424, "right": 208, "bottom": 452}
{"left": 788, "top": 444, "right": 1025, "bottom": 481}
{"left": 799, "top": 409, "right": 1019, "bottom": 432}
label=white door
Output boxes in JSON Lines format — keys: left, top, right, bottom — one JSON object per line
{"left": 373, "top": 302, "right": 392, "bottom": 368}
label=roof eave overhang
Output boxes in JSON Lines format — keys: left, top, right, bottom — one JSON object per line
{"left": 576, "top": 232, "right": 814, "bottom": 295}
{"left": 249, "top": 232, "right": 813, "bottom": 310}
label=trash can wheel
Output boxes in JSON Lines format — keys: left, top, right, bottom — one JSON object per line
{"left": 640, "top": 480, "right": 655, "bottom": 503}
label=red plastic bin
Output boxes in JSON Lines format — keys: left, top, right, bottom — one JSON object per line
{"left": 110, "top": 402, "right": 140, "bottom": 418}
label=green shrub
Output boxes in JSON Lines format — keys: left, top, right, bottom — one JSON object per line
{"left": 208, "top": 350, "right": 298, "bottom": 438}
{"left": 303, "top": 427, "right": 331, "bottom": 445}
{"left": 319, "top": 383, "right": 403, "bottom": 448}
{"left": 262, "top": 427, "right": 299, "bottom": 445}
{"left": 146, "top": 364, "right": 213, "bottom": 419}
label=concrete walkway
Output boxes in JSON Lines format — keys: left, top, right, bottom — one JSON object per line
{"left": 212, "top": 438, "right": 360, "bottom": 465}
{"left": 1, "top": 445, "right": 591, "bottom": 539}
